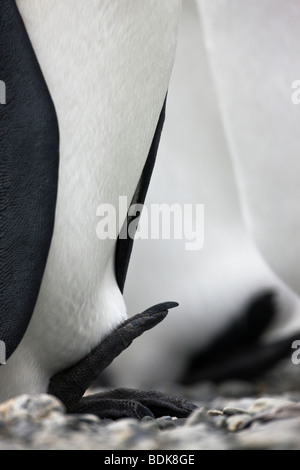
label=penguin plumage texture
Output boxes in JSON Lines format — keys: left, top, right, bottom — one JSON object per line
{"left": 1, "top": 0, "right": 300, "bottom": 418}
{"left": 0, "top": 0, "right": 59, "bottom": 361}
{"left": 0, "top": 0, "right": 196, "bottom": 419}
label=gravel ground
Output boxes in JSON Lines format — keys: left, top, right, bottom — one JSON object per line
{"left": 0, "top": 359, "right": 299, "bottom": 450}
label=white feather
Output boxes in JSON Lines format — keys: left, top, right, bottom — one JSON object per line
{"left": 0, "top": 0, "right": 182, "bottom": 400}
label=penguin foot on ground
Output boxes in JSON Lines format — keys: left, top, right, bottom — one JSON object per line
{"left": 180, "top": 291, "right": 300, "bottom": 385}
{"left": 67, "top": 389, "right": 196, "bottom": 420}
{"left": 48, "top": 303, "right": 196, "bottom": 419}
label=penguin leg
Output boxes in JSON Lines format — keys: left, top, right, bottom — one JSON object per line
{"left": 48, "top": 303, "right": 196, "bottom": 419}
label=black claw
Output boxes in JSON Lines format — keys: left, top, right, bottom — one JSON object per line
{"left": 130, "top": 401, "right": 155, "bottom": 420}
{"left": 117, "top": 302, "right": 178, "bottom": 330}
{"left": 143, "top": 302, "right": 179, "bottom": 315}
{"left": 49, "top": 302, "right": 178, "bottom": 408}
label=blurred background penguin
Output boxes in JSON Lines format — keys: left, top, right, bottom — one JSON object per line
{"left": 107, "top": 0, "right": 300, "bottom": 389}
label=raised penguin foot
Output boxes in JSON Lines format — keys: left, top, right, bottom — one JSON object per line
{"left": 48, "top": 302, "right": 196, "bottom": 420}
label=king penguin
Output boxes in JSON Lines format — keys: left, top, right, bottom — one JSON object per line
{"left": 0, "top": 0, "right": 196, "bottom": 419}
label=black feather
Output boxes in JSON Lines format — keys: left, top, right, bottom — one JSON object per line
{"left": 0, "top": 1, "right": 59, "bottom": 359}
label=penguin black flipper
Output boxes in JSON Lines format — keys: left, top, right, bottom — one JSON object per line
{"left": 0, "top": 1, "right": 59, "bottom": 360}
{"left": 115, "top": 100, "right": 166, "bottom": 293}
{"left": 49, "top": 302, "right": 196, "bottom": 419}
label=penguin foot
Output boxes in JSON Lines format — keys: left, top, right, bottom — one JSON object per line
{"left": 67, "top": 389, "right": 196, "bottom": 420}
{"left": 48, "top": 302, "right": 196, "bottom": 419}
{"left": 180, "top": 290, "right": 296, "bottom": 384}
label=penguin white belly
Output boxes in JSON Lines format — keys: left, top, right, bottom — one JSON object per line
{"left": 199, "top": 0, "right": 300, "bottom": 295}
{"left": 0, "top": 0, "right": 182, "bottom": 400}
{"left": 108, "top": 0, "right": 300, "bottom": 388}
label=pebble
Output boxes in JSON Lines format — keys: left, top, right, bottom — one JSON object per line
{"left": 140, "top": 416, "right": 159, "bottom": 431}
{"left": 226, "top": 415, "right": 253, "bottom": 432}
{"left": 249, "top": 397, "right": 294, "bottom": 414}
{"left": 237, "top": 419, "right": 300, "bottom": 450}
{"left": 223, "top": 407, "right": 251, "bottom": 417}
{"left": 0, "top": 394, "right": 65, "bottom": 421}
{"left": 213, "top": 416, "right": 227, "bottom": 429}
{"left": 0, "top": 358, "right": 298, "bottom": 449}
{"left": 156, "top": 417, "right": 177, "bottom": 430}
{"left": 211, "top": 397, "right": 255, "bottom": 412}
{"left": 207, "top": 410, "right": 224, "bottom": 417}
{"left": 185, "top": 407, "right": 207, "bottom": 426}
